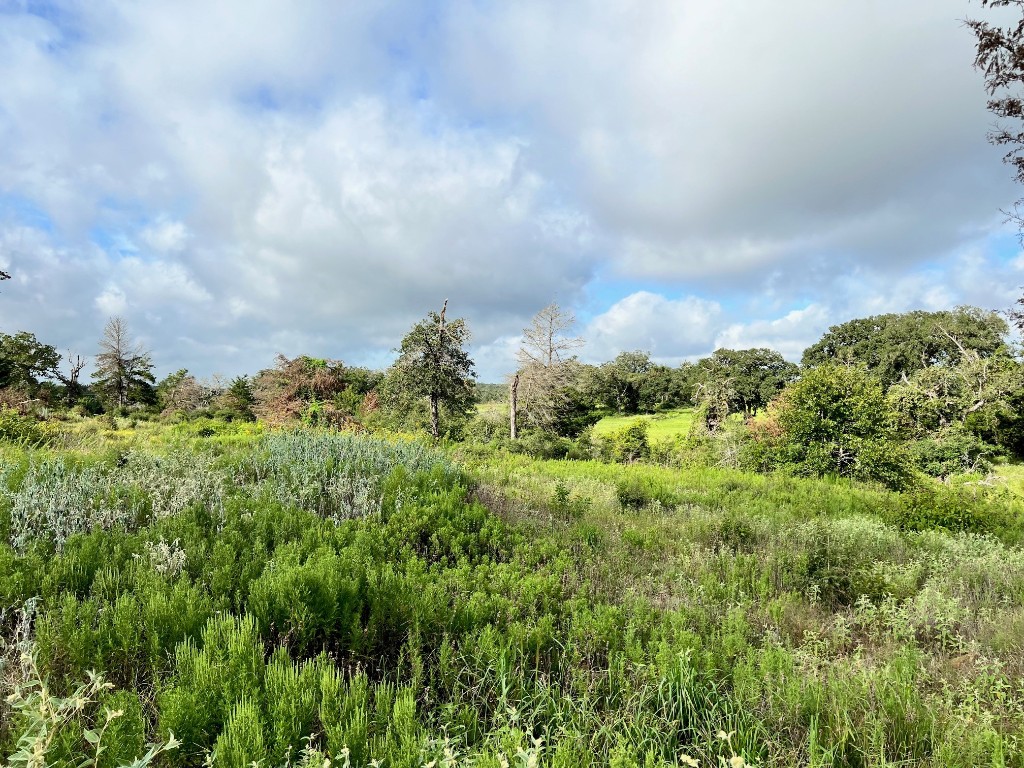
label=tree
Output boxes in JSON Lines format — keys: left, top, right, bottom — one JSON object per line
{"left": 968, "top": 3, "right": 1024, "bottom": 331}
{"left": 888, "top": 346, "right": 1022, "bottom": 437}
{"left": 801, "top": 308, "right": 1007, "bottom": 388}
{"left": 748, "top": 364, "right": 915, "bottom": 490}
{"left": 512, "top": 303, "right": 585, "bottom": 437}
{"left": 92, "top": 317, "right": 156, "bottom": 410}
{"left": 250, "top": 355, "right": 369, "bottom": 426}
{"left": 385, "top": 301, "right": 476, "bottom": 439}
{"left": 0, "top": 332, "right": 61, "bottom": 395}
{"left": 157, "top": 369, "right": 213, "bottom": 415}
{"left": 969, "top": 1, "right": 1024, "bottom": 228}
{"left": 219, "top": 375, "right": 257, "bottom": 421}
{"left": 593, "top": 351, "right": 655, "bottom": 414}
{"left": 695, "top": 347, "right": 798, "bottom": 419}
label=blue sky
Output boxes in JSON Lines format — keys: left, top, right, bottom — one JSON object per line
{"left": 1, "top": 0, "right": 1022, "bottom": 381}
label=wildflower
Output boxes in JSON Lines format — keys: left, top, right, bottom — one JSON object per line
{"left": 729, "top": 757, "right": 745, "bottom": 768}
{"left": 680, "top": 753, "right": 700, "bottom": 766}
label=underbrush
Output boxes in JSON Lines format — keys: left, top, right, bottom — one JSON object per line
{"left": 1, "top": 425, "right": 1023, "bottom": 766}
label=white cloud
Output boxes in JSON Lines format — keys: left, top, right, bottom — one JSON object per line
{"left": 715, "top": 305, "right": 832, "bottom": 362}
{"left": 0, "top": 1, "right": 1019, "bottom": 384}
{"left": 584, "top": 292, "right": 722, "bottom": 365}
{"left": 140, "top": 219, "right": 189, "bottom": 253}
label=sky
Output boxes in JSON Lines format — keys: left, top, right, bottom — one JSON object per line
{"left": 1, "top": 0, "right": 1023, "bottom": 382}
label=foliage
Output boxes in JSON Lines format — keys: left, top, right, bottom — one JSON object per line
{"left": 888, "top": 349, "right": 1023, "bottom": 438}
{"left": 91, "top": 318, "right": 156, "bottom": 411}
{"left": 690, "top": 376, "right": 735, "bottom": 437}
{"left": 0, "top": 331, "right": 61, "bottom": 396}
{"left": 382, "top": 303, "right": 476, "bottom": 439}
{"left": 969, "top": 0, "right": 1024, "bottom": 234}
{"left": 591, "top": 351, "right": 654, "bottom": 415}
{"left": 252, "top": 355, "right": 374, "bottom": 427}
{"left": 218, "top": 375, "right": 257, "bottom": 421}
{"left": 907, "top": 427, "right": 996, "bottom": 478}
{"left": 0, "top": 408, "right": 46, "bottom": 448}
{"left": 3, "top": 423, "right": 1024, "bottom": 766}
{"left": 156, "top": 369, "right": 213, "bottom": 416}
{"left": 5, "top": 651, "right": 178, "bottom": 768}
{"left": 694, "top": 348, "right": 798, "bottom": 419}
{"left": 801, "top": 307, "right": 1008, "bottom": 388}
{"left": 747, "top": 363, "right": 916, "bottom": 489}
{"left": 607, "top": 420, "right": 650, "bottom": 463}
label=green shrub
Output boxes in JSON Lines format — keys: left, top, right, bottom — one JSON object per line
{"left": 884, "top": 485, "right": 1015, "bottom": 536}
{"left": 611, "top": 420, "right": 650, "bottom": 463}
{"left": 908, "top": 428, "right": 995, "bottom": 478}
{"left": 0, "top": 408, "right": 45, "bottom": 447}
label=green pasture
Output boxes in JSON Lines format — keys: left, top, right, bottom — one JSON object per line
{"left": 591, "top": 408, "right": 696, "bottom": 440}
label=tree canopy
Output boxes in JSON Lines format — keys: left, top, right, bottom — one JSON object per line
{"left": 801, "top": 308, "right": 1007, "bottom": 388}
{"left": 384, "top": 302, "right": 476, "bottom": 439}
{"left": 0, "top": 331, "right": 61, "bottom": 395}
{"left": 750, "top": 363, "right": 915, "bottom": 490}
{"left": 969, "top": 0, "right": 1024, "bottom": 226}
{"left": 695, "top": 347, "right": 798, "bottom": 419}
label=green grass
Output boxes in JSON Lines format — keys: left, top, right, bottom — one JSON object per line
{"left": 994, "top": 459, "right": 1024, "bottom": 496}
{"left": 591, "top": 408, "right": 696, "bottom": 440}
{"left": 475, "top": 401, "right": 506, "bottom": 417}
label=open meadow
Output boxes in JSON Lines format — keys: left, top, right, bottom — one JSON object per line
{"left": 590, "top": 409, "right": 696, "bottom": 441}
{"left": 2, "top": 420, "right": 1024, "bottom": 767}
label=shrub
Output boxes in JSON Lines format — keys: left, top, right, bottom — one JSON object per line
{"left": 908, "top": 428, "right": 995, "bottom": 478}
{"left": 884, "top": 485, "right": 1015, "bottom": 536}
{"left": 0, "top": 408, "right": 45, "bottom": 447}
{"left": 610, "top": 420, "right": 650, "bottom": 464}
{"left": 748, "top": 365, "right": 916, "bottom": 490}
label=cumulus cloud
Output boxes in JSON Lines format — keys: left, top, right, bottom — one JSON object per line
{"left": 436, "top": 0, "right": 1017, "bottom": 288}
{"left": 583, "top": 292, "right": 722, "bottom": 365}
{"left": 0, "top": 1, "right": 1019, "bottom": 383}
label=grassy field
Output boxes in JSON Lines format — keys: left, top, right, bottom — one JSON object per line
{"left": 2, "top": 421, "right": 1024, "bottom": 766}
{"left": 995, "top": 460, "right": 1024, "bottom": 496}
{"left": 591, "top": 408, "right": 696, "bottom": 440}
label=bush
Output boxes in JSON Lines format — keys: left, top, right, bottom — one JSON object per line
{"left": 0, "top": 408, "right": 46, "bottom": 447}
{"left": 883, "top": 485, "right": 1015, "bottom": 536}
{"left": 908, "top": 428, "right": 995, "bottom": 478}
{"left": 748, "top": 365, "right": 916, "bottom": 490}
{"left": 609, "top": 420, "right": 650, "bottom": 463}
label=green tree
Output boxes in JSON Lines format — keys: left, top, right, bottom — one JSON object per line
{"left": 0, "top": 331, "right": 61, "bottom": 395}
{"left": 593, "top": 351, "right": 654, "bottom": 414}
{"left": 696, "top": 347, "right": 798, "bottom": 419}
{"left": 220, "top": 375, "right": 257, "bottom": 421}
{"left": 157, "top": 369, "right": 211, "bottom": 415}
{"left": 750, "top": 364, "right": 915, "bottom": 489}
{"left": 384, "top": 301, "right": 476, "bottom": 439}
{"left": 801, "top": 308, "right": 1007, "bottom": 388}
{"left": 92, "top": 317, "right": 156, "bottom": 410}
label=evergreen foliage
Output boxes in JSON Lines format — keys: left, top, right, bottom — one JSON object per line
{"left": 382, "top": 304, "right": 476, "bottom": 439}
{"left": 747, "top": 363, "right": 916, "bottom": 489}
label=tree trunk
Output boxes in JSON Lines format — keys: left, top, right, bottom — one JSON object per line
{"left": 430, "top": 393, "right": 440, "bottom": 439}
{"left": 510, "top": 373, "right": 519, "bottom": 440}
